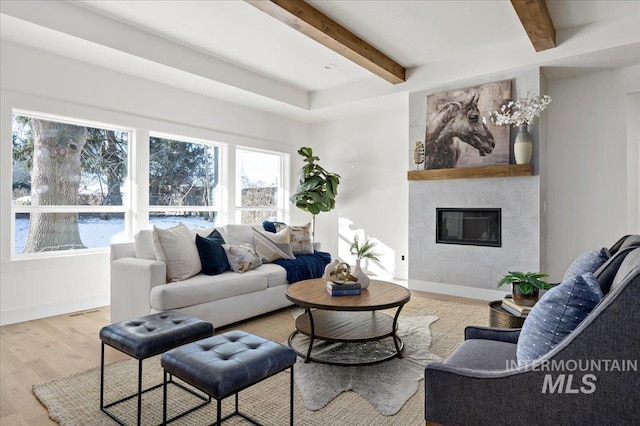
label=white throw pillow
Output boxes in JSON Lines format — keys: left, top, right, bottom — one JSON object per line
{"left": 252, "top": 227, "right": 295, "bottom": 263}
{"left": 152, "top": 224, "right": 202, "bottom": 282}
{"left": 220, "top": 224, "right": 255, "bottom": 246}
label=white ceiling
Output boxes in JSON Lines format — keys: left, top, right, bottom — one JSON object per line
{"left": 1, "top": 0, "right": 639, "bottom": 122}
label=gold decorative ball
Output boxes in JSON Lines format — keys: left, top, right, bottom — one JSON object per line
{"left": 329, "top": 262, "right": 351, "bottom": 284}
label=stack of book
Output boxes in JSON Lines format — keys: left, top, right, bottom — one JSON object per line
{"left": 501, "top": 298, "right": 532, "bottom": 317}
{"left": 327, "top": 281, "right": 361, "bottom": 296}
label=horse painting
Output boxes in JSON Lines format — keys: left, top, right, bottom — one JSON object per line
{"left": 425, "top": 93, "right": 495, "bottom": 169}
{"left": 422, "top": 80, "right": 511, "bottom": 169}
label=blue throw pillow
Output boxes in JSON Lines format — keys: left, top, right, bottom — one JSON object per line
{"left": 195, "top": 230, "right": 230, "bottom": 275}
{"left": 262, "top": 220, "right": 286, "bottom": 233}
{"left": 517, "top": 272, "right": 603, "bottom": 366}
{"left": 563, "top": 247, "right": 610, "bottom": 281}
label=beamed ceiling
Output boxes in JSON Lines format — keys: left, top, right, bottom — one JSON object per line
{"left": 1, "top": 0, "right": 639, "bottom": 122}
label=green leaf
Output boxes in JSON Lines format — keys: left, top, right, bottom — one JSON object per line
{"left": 497, "top": 270, "right": 550, "bottom": 290}
{"left": 298, "top": 147, "right": 313, "bottom": 157}
{"left": 301, "top": 177, "right": 322, "bottom": 190}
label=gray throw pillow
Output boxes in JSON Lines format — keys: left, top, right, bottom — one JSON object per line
{"left": 517, "top": 272, "right": 603, "bottom": 366}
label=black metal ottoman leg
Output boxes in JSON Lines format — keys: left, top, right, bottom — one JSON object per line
{"left": 163, "top": 370, "right": 168, "bottom": 425}
{"left": 290, "top": 366, "right": 294, "bottom": 426}
{"left": 217, "top": 399, "right": 222, "bottom": 425}
{"left": 137, "top": 359, "right": 143, "bottom": 426}
{"left": 100, "top": 342, "right": 105, "bottom": 410}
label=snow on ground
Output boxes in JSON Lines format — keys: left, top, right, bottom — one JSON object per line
{"left": 14, "top": 216, "right": 216, "bottom": 254}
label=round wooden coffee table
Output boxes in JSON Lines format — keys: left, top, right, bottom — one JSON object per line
{"left": 285, "top": 278, "right": 411, "bottom": 366}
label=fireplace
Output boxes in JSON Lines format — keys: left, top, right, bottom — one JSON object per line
{"left": 436, "top": 208, "right": 501, "bottom": 247}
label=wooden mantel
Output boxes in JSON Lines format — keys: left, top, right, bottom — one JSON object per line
{"left": 407, "top": 164, "right": 533, "bottom": 181}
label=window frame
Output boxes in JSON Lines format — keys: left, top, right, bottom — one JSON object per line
{"left": 234, "top": 146, "right": 288, "bottom": 225}
{"left": 147, "top": 131, "right": 223, "bottom": 228}
{"left": 11, "top": 109, "right": 133, "bottom": 259}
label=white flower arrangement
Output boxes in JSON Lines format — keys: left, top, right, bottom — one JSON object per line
{"left": 489, "top": 92, "right": 552, "bottom": 127}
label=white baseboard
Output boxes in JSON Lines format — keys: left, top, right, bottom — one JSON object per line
{"left": 408, "top": 279, "right": 508, "bottom": 301}
{"left": 394, "top": 269, "right": 408, "bottom": 280}
{"left": 0, "top": 294, "right": 110, "bottom": 326}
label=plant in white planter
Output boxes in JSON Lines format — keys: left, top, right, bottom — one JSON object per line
{"left": 349, "top": 234, "right": 380, "bottom": 289}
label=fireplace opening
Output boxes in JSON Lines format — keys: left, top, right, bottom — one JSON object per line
{"left": 436, "top": 208, "right": 501, "bottom": 247}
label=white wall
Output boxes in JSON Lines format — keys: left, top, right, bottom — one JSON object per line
{"left": 627, "top": 92, "right": 640, "bottom": 233}
{"left": 308, "top": 98, "right": 409, "bottom": 279}
{"left": 546, "top": 65, "right": 640, "bottom": 281}
{"left": 0, "top": 41, "right": 308, "bottom": 325}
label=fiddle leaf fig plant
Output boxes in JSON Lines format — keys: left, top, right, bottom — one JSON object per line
{"left": 497, "top": 271, "right": 551, "bottom": 295}
{"left": 290, "top": 147, "right": 340, "bottom": 237}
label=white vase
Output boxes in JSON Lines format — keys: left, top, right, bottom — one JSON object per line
{"left": 514, "top": 124, "right": 533, "bottom": 164}
{"left": 353, "top": 259, "right": 370, "bottom": 289}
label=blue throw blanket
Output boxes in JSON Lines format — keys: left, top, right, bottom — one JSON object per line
{"left": 273, "top": 251, "right": 332, "bottom": 283}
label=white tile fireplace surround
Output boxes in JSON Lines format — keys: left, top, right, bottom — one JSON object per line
{"left": 408, "top": 176, "right": 541, "bottom": 299}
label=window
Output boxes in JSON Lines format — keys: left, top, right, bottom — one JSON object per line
{"left": 236, "top": 148, "right": 285, "bottom": 225}
{"left": 149, "top": 134, "right": 220, "bottom": 229}
{"left": 12, "top": 111, "right": 130, "bottom": 256}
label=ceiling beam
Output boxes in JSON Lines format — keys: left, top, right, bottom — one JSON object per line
{"left": 246, "top": 0, "right": 406, "bottom": 84}
{"left": 511, "top": 0, "right": 556, "bottom": 52}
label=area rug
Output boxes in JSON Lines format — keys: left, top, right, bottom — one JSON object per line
{"left": 32, "top": 297, "right": 489, "bottom": 425}
{"left": 290, "top": 315, "right": 440, "bottom": 415}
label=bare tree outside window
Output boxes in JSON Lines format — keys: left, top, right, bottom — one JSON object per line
{"left": 12, "top": 114, "right": 129, "bottom": 254}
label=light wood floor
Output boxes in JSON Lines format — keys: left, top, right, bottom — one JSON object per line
{"left": 0, "top": 291, "right": 484, "bottom": 425}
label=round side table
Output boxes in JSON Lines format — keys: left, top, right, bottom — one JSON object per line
{"left": 488, "top": 300, "right": 526, "bottom": 328}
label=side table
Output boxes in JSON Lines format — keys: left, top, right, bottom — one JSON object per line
{"left": 488, "top": 300, "right": 526, "bottom": 328}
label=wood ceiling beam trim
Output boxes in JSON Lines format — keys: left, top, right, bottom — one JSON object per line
{"left": 246, "top": 0, "right": 406, "bottom": 84}
{"left": 511, "top": 0, "right": 556, "bottom": 52}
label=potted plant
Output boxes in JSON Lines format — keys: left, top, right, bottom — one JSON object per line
{"left": 290, "top": 147, "right": 340, "bottom": 240}
{"left": 497, "top": 271, "right": 551, "bottom": 307}
{"left": 349, "top": 234, "right": 380, "bottom": 289}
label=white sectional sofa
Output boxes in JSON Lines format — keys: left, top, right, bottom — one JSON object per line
{"left": 109, "top": 224, "right": 321, "bottom": 327}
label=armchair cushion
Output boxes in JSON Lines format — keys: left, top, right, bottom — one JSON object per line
{"left": 464, "top": 326, "right": 521, "bottom": 344}
{"left": 517, "top": 272, "right": 603, "bottom": 365}
{"left": 444, "top": 339, "right": 517, "bottom": 370}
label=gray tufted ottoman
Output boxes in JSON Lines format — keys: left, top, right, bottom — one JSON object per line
{"left": 100, "top": 311, "right": 213, "bottom": 426}
{"left": 161, "top": 330, "right": 297, "bottom": 425}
